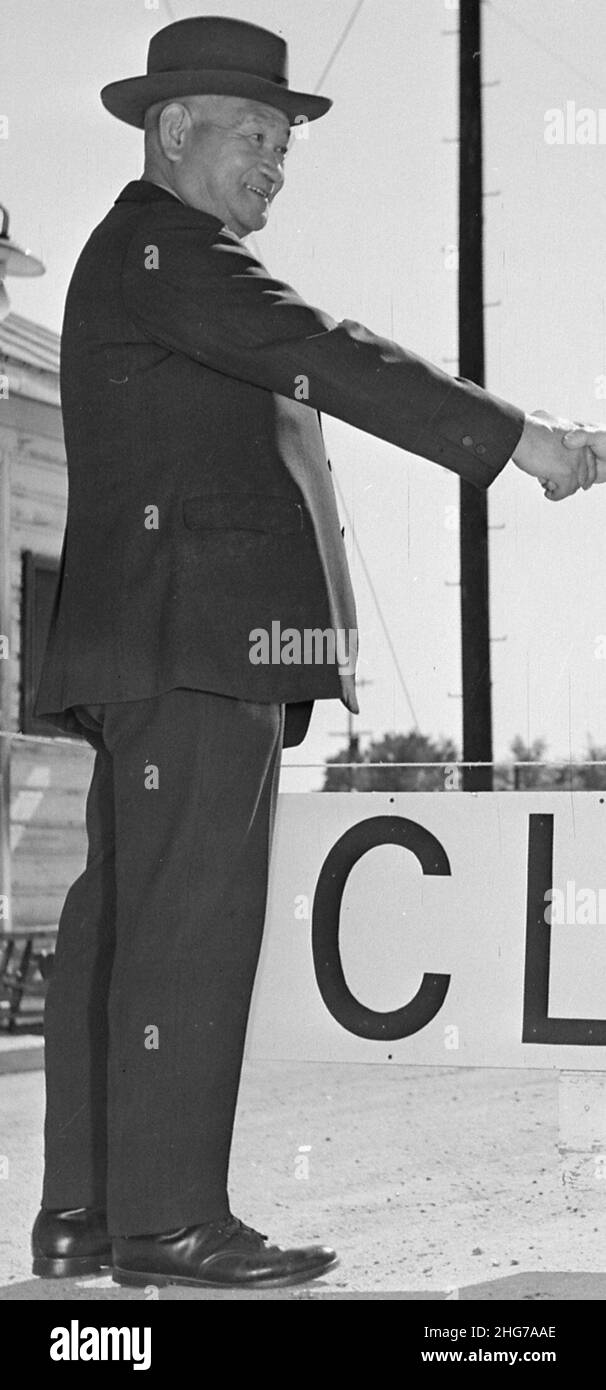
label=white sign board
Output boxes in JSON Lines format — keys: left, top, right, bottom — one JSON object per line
{"left": 246, "top": 792, "right": 606, "bottom": 1068}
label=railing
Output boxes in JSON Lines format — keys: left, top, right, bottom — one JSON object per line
{"left": 3, "top": 729, "right": 606, "bottom": 786}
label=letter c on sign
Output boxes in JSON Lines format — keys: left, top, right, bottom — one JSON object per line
{"left": 311, "top": 816, "right": 451, "bottom": 1040}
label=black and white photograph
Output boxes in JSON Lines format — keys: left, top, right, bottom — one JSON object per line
{"left": 1, "top": 0, "right": 606, "bottom": 1355}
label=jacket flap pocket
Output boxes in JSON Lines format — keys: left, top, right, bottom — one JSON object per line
{"left": 183, "top": 494, "right": 305, "bottom": 535}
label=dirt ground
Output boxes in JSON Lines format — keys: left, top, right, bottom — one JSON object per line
{"left": 1, "top": 1058, "right": 605, "bottom": 1300}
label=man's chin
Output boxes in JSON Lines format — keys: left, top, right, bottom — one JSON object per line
{"left": 226, "top": 205, "right": 270, "bottom": 239}
{"left": 248, "top": 208, "right": 269, "bottom": 232}
{"left": 240, "top": 217, "right": 268, "bottom": 239}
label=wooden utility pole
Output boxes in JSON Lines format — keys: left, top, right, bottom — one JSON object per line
{"left": 458, "top": 0, "right": 493, "bottom": 791}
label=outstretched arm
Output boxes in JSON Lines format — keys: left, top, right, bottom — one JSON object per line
{"left": 121, "top": 209, "right": 523, "bottom": 487}
{"left": 121, "top": 208, "right": 592, "bottom": 498}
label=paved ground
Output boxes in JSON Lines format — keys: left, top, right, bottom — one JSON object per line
{"left": 1, "top": 1055, "right": 605, "bottom": 1300}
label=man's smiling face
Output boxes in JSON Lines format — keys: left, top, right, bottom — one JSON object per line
{"left": 145, "top": 95, "right": 291, "bottom": 237}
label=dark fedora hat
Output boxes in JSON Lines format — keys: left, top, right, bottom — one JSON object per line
{"left": 101, "top": 16, "right": 332, "bottom": 129}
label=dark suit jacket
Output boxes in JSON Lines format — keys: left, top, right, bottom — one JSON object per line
{"left": 35, "top": 179, "right": 524, "bottom": 746}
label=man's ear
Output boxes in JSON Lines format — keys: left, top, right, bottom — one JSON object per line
{"left": 158, "top": 102, "right": 191, "bottom": 162}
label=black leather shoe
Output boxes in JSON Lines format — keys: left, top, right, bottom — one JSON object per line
{"left": 112, "top": 1215, "right": 339, "bottom": 1289}
{"left": 32, "top": 1207, "right": 112, "bottom": 1278}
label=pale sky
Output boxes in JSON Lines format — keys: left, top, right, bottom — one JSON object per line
{"left": 3, "top": 0, "right": 606, "bottom": 788}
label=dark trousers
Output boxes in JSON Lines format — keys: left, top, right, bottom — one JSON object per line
{"left": 41, "top": 689, "right": 284, "bottom": 1236}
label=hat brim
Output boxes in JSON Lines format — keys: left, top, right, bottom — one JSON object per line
{"left": 0, "top": 243, "right": 45, "bottom": 277}
{"left": 100, "top": 70, "right": 332, "bottom": 128}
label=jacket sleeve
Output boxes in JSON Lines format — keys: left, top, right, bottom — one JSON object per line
{"left": 121, "top": 208, "right": 525, "bottom": 488}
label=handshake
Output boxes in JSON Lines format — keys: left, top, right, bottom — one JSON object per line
{"left": 513, "top": 410, "right": 606, "bottom": 500}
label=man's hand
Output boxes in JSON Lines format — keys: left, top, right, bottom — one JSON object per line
{"left": 562, "top": 425, "right": 606, "bottom": 483}
{"left": 512, "top": 410, "right": 597, "bottom": 500}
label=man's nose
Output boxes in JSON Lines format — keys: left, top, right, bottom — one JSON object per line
{"left": 259, "top": 154, "right": 284, "bottom": 190}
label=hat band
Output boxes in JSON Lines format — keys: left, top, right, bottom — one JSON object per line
{"left": 149, "top": 60, "right": 288, "bottom": 88}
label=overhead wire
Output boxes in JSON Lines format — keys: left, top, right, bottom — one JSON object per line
{"left": 313, "top": 0, "right": 366, "bottom": 94}
{"left": 333, "top": 475, "right": 421, "bottom": 732}
{"left": 311, "top": 0, "right": 423, "bottom": 731}
{"left": 486, "top": 0, "right": 606, "bottom": 100}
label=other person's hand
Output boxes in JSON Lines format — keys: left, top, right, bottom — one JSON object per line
{"left": 562, "top": 424, "right": 606, "bottom": 484}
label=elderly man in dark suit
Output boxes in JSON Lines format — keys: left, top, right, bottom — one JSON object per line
{"left": 31, "top": 16, "right": 596, "bottom": 1290}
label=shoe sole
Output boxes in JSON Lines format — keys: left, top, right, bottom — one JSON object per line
{"left": 112, "top": 1254, "right": 339, "bottom": 1290}
{"left": 32, "top": 1254, "right": 113, "bottom": 1279}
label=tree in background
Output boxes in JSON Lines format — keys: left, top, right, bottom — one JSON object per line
{"left": 495, "top": 736, "right": 606, "bottom": 790}
{"left": 494, "top": 735, "right": 549, "bottom": 789}
{"left": 322, "top": 732, "right": 606, "bottom": 791}
{"left": 322, "top": 730, "right": 459, "bottom": 792}
{"left": 578, "top": 742, "right": 606, "bottom": 789}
